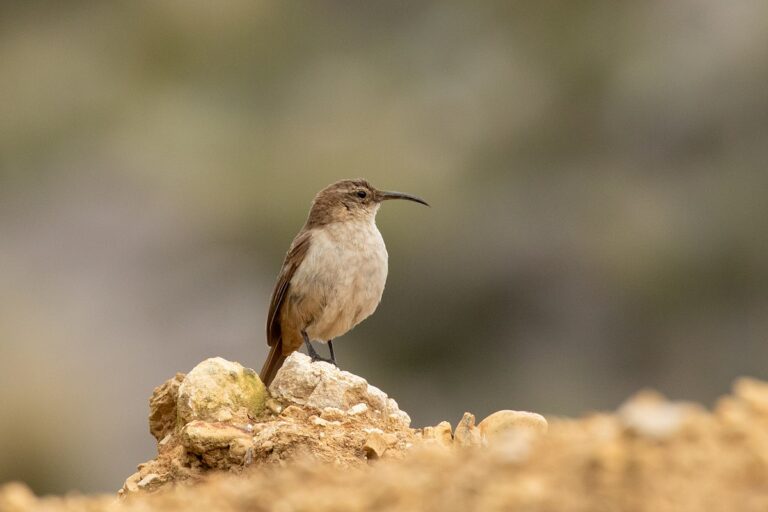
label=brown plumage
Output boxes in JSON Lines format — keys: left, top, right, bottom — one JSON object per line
{"left": 260, "top": 179, "right": 428, "bottom": 385}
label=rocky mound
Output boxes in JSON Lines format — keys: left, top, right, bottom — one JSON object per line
{"left": 4, "top": 358, "right": 768, "bottom": 511}
{"left": 120, "top": 353, "right": 544, "bottom": 496}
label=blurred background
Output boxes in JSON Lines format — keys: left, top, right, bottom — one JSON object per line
{"left": 2, "top": 0, "right": 768, "bottom": 495}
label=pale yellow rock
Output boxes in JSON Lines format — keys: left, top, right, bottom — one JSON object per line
{"left": 478, "top": 410, "right": 548, "bottom": 445}
{"left": 454, "top": 413, "right": 482, "bottom": 448}
{"left": 435, "top": 421, "right": 453, "bottom": 445}
{"left": 312, "top": 416, "right": 341, "bottom": 427}
{"left": 270, "top": 353, "right": 410, "bottom": 427}
{"left": 348, "top": 403, "right": 369, "bottom": 416}
{"left": 321, "top": 407, "right": 346, "bottom": 421}
{"left": 363, "top": 431, "right": 388, "bottom": 459}
{"left": 229, "top": 437, "right": 254, "bottom": 459}
{"left": 383, "top": 433, "right": 399, "bottom": 446}
{"left": 176, "top": 358, "right": 267, "bottom": 426}
{"left": 422, "top": 421, "right": 453, "bottom": 448}
{"left": 733, "top": 377, "right": 768, "bottom": 414}
{"left": 137, "top": 473, "right": 161, "bottom": 490}
{"left": 123, "top": 471, "right": 141, "bottom": 493}
{"left": 618, "top": 390, "right": 698, "bottom": 440}
{"left": 0, "top": 482, "right": 38, "bottom": 511}
{"left": 266, "top": 398, "right": 283, "bottom": 415}
{"left": 180, "top": 420, "right": 252, "bottom": 453}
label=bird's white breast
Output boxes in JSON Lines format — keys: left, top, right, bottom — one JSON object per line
{"left": 291, "top": 219, "right": 388, "bottom": 342}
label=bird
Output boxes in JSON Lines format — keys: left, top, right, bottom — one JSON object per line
{"left": 259, "top": 178, "right": 428, "bottom": 386}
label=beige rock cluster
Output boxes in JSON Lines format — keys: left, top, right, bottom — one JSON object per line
{"left": 269, "top": 353, "right": 411, "bottom": 428}
{"left": 121, "top": 353, "right": 416, "bottom": 496}
{"left": 12, "top": 374, "right": 768, "bottom": 511}
{"left": 421, "top": 410, "right": 548, "bottom": 461}
{"left": 120, "top": 353, "right": 548, "bottom": 497}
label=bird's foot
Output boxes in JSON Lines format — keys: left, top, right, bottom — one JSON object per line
{"left": 306, "top": 344, "right": 336, "bottom": 365}
{"left": 309, "top": 353, "right": 336, "bottom": 365}
{"left": 302, "top": 332, "right": 338, "bottom": 366}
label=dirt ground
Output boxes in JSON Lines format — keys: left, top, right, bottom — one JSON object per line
{"left": 4, "top": 366, "right": 768, "bottom": 511}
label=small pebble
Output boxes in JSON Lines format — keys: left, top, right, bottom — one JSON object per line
{"left": 363, "top": 432, "right": 388, "bottom": 459}
{"left": 454, "top": 412, "right": 482, "bottom": 448}
{"left": 124, "top": 472, "right": 141, "bottom": 493}
{"left": 266, "top": 398, "right": 284, "bottom": 415}
{"left": 478, "top": 410, "right": 548, "bottom": 445}
{"left": 137, "top": 473, "right": 160, "bottom": 489}
{"left": 347, "top": 403, "right": 369, "bottom": 415}
{"left": 618, "top": 391, "right": 690, "bottom": 439}
{"left": 321, "top": 407, "right": 346, "bottom": 421}
{"left": 312, "top": 416, "right": 341, "bottom": 427}
{"left": 422, "top": 421, "right": 453, "bottom": 448}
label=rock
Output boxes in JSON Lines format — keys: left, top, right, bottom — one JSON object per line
{"left": 177, "top": 358, "right": 267, "bottom": 426}
{"left": 347, "top": 403, "right": 369, "bottom": 416}
{"left": 149, "top": 373, "right": 185, "bottom": 441}
{"left": 312, "top": 416, "right": 340, "bottom": 427}
{"left": 137, "top": 473, "right": 162, "bottom": 491}
{"left": 180, "top": 421, "right": 255, "bottom": 468}
{"left": 454, "top": 413, "right": 482, "bottom": 448}
{"left": 363, "top": 431, "right": 388, "bottom": 459}
{"left": 0, "top": 482, "right": 37, "bottom": 511}
{"left": 266, "top": 398, "right": 283, "bottom": 414}
{"left": 733, "top": 377, "right": 768, "bottom": 415}
{"left": 123, "top": 471, "right": 141, "bottom": 493}
{"left": 181, "top": 421, "right": 252, "bottom": 452}
{"left": 383, "top": 433, "right": 399, "bottom": 446}
{"left": 478, "top": 410, "right": 548, "bottom": 445}
{"left": 320, "top": 407, "right": 346, "bottom": 421}
{"left": 618, "top": 390, "right": 696, "bottom": 439}
{"left": 269, "top": 353, "right": 410, "bottom": 427}
{"left": 123, "top": 354, "right": 436, "bottom": 494}
{"left": 422, "top": 421, "right": 453, "bottom": 448}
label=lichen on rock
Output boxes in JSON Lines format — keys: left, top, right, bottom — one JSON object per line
{"left": 120, "top": 353, "right": 421, "bottom": 497}
{"left": 120, "top": 352, "right": 549, "bottom": 499}
{"left": 12, "top": 374, "right": 768, "bottom": 511}
{"left": 176, "top": 357, "right": 267, "bottom": 425}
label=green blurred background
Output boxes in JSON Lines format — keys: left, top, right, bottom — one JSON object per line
{"left": 2, "top": 0, "right": 768, "bottom": 495}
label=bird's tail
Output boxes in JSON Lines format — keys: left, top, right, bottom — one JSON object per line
{"left": 260, "top": 341, "right": 287, "bottom": 386}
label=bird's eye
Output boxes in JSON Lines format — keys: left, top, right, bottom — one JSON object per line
{"left": 356, "top": 190, "right": 367, "bottom": 199}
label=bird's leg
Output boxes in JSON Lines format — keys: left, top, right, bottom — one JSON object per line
{"left": 327, "top": 340, "right": 336, "bottom": 366}
{"left": 302, "top": 330, "right": 334, "bottom": 364}
{"left": 301, "top": 330, "right": 321, "bottom": 360}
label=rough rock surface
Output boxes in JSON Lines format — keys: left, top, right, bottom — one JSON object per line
{"left": 119, "top": 353, "right": 432, "bottom": 497}
{"left": 116, "top": 352, "right": 546, "bottom": 498}
{"left": 269, "top": 353, "right": 411, "bottom": 428}
{"left": 149, "top": 373, "right": 185, "bottom": 442}
{"left": 7, "top": 365, "right": 768, "bottom": 512}
{"left": 176, "top": 357, "right": 267, "bottom": 425}
{"left": 7, "top": 377, "right": 768, "bottom": 511}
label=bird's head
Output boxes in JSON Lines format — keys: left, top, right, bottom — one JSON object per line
{"left": 306, "top": 178, "right": 428, "bottom": 227}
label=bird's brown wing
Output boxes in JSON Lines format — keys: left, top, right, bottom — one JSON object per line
{"left": 266, "top": 229, "right": 312, "bottom": 348}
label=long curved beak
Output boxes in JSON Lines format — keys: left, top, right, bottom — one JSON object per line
{"left": 378, "top": 190, "right": 430, "bottom": 207}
